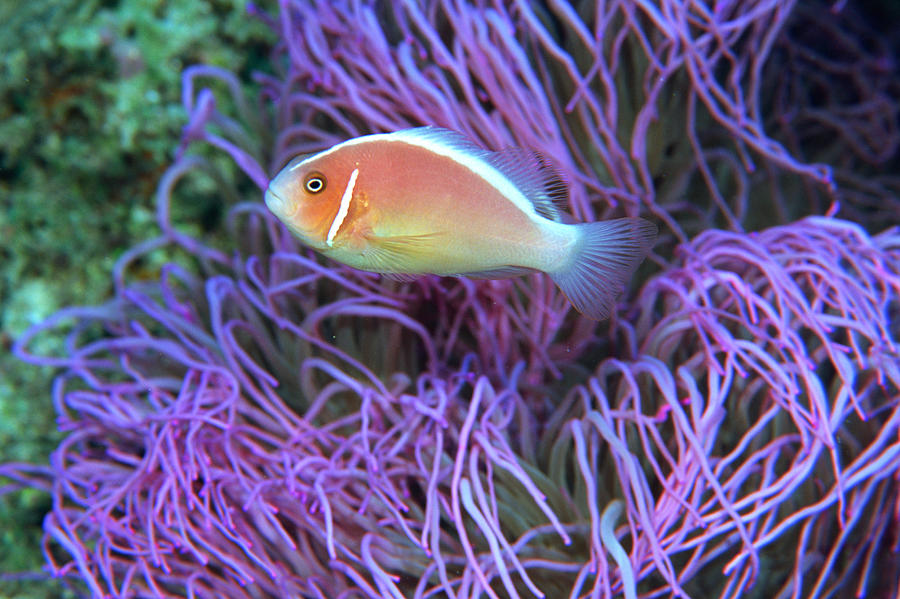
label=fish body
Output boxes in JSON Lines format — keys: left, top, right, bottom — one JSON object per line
{"left": 265, "top": 127, "right": 656, "bottom": 319}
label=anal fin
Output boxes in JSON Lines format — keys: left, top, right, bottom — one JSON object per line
{"left": 456, "top": 266, "right": 537, "bottom": 279}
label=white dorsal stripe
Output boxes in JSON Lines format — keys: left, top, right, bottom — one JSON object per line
{"left": 306, "top": 129, "right": 540, "bottom": 221}
{"left": 326, "top": 168, "right": 359, "bottom": 247}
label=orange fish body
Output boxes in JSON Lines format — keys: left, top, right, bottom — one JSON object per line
{"left": 265, "top": 127, "right": 656, "bottom": 319}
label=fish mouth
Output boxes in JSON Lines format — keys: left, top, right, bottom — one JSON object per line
{"left": 264, "top": 186, "right": 312, "bottom": 239}
{"left": 264, "top": 186, "right": 287, "bottom": 216}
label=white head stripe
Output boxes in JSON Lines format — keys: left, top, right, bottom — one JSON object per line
{"left": 326, "top": 168, "right": 359, "bottom": 247}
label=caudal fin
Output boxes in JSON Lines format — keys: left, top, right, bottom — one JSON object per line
{"left": 548, "top": 218, "right": 657, "bottom": 320}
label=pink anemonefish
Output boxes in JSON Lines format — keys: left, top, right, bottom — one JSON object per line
{"left": 264, "top": 126, "right": 657, "bottom": 320}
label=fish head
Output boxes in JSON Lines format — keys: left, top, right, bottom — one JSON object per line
{"left": 265, "top": 149, "right": 360, "bottom": 248}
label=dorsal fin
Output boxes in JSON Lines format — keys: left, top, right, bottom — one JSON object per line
{"left": 388, "top": 126, "right": 569, "bottom": 221}
{"left": 484, "top": 147, "right": 568, "bottom": 221}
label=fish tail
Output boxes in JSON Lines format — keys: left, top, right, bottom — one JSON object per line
{"left": 548, "top": 218, "right": 657, "bottom": 320}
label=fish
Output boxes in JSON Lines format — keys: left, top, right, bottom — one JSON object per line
{"left": 264, "top": 126, "right": 657, "bottom": 320}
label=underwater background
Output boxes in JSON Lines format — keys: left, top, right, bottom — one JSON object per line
{"left": 1, "top": 2, "right": 273, "bottom": 596}
{"left": 2, "top": 0, "right": 899, "bottom": 598}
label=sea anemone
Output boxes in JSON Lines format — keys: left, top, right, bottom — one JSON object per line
{"left": 5, "top": 0, "right": 900, "bottom": 597}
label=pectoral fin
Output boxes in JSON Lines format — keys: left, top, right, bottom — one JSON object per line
{"left": 362, "top": 232, "right": 445, "bottom": 275}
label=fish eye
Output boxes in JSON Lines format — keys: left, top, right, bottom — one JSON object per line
{"left": 304, "top": 173, "right": 326, "bottom": 194}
